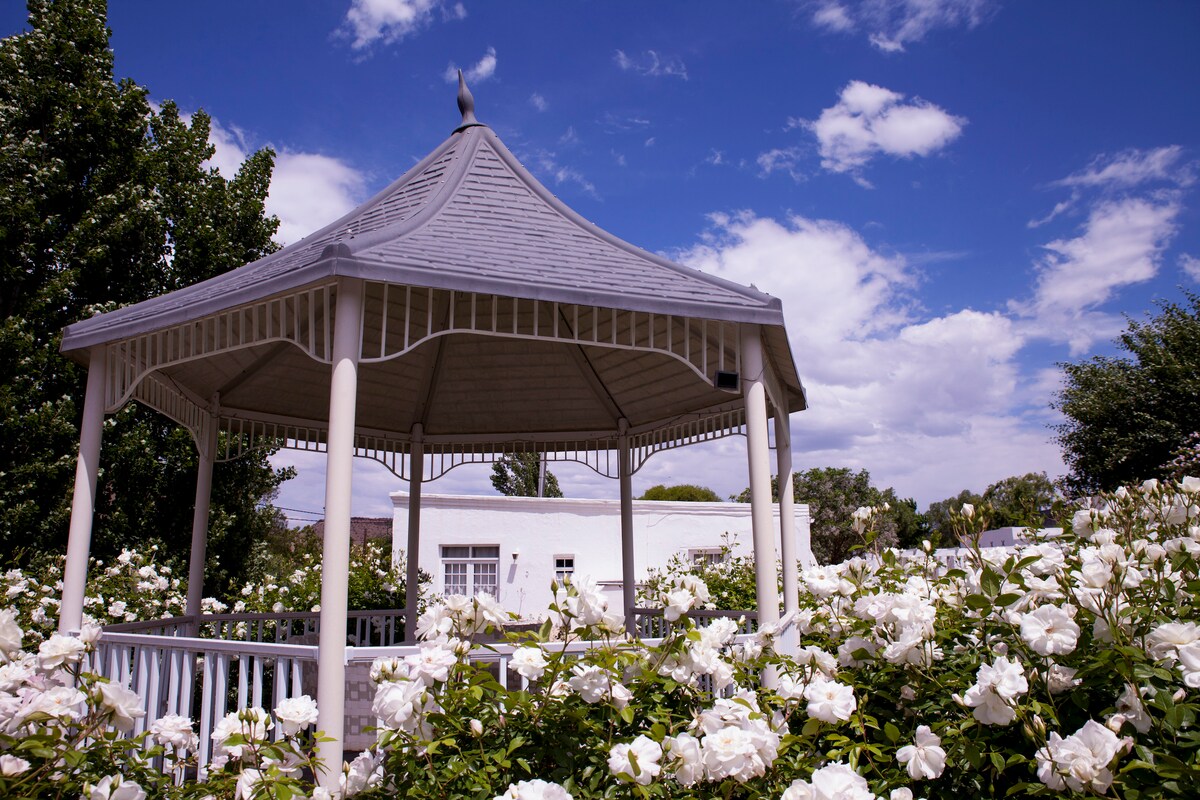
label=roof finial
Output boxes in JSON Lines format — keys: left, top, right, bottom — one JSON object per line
{"left": 456, "top": 69, "right": 480, "bottom": 130}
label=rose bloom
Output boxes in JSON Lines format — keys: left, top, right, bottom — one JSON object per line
{"left": 235, "top": 768, "right": 264, "bottom": 800}
{"left": 663, "top": 732, "right": 703, "bottom": 785}
{"left": 1019, "top": 605, "right": 1080, "bottom": 656}
{"left": 0, "top": 608, "right": 23, "bottom": 655}
{"left": 608, "top": 734, "right": 662, "bottom": 785}
{"left": 274, "top": 694, "right": 319, "bottom": 736}
{"left": 372, "top": 679, "right": 427, "bottom": 732}
{"left": 86, "top": 775, "right": 146, "bottom": 800}
{"left": 782, "top": 762, "right": 874, "bottom": 800}
{"left": 1037, "top": 720, "right": 1129, "bottom": 793}
{"left": 493, "top": 778, "right": 574, "bottom": 799}
{"left": 95, "top": 680, "right": 146, "bottom": 732}
{"left": 341, "top": 749, "right": 383, "bottom": 798}
{"left": 1147, "top": 621, "right": 1200, "bottom": 662}
{"left": 511, "top": 646, "right": 549, "bottom": 681}
{"left": 150, "top": 714, "right": 198, "bottom": 752}
{"left": 405, "top": 640, "right": 458, "bottom": 685}
{"left": 962, "top": 656, "right": 1027, "bottom": 726}
{"left": 803, "top": 676, "right": 857, "bottom": 724}
{"left": 0, "top": 754, "right": 31, "bottom": 776}
{"left": 37, "top": 634, "right": 87, "bottom": 670}
{"left": 896, "top": 725, "right": 947, "bottom": 780}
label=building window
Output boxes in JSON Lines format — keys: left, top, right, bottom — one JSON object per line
{"left": 441, "top": 545, "right": 499, "bottom": 598}
{"left": 554, "top": 555, "right": 575, "bottom": 582}
{"left": 689, "top": 548, "right": 726, "bottom": 567}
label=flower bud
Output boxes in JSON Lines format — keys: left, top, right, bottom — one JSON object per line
{"left": 1106, "top": 714, "right": 1127, "bottom": 733}
{"left": 921, "top": 539, "right": 932, "bottom": 553}
{"left": 469, "top": 718, "right": 483, "bottom": 737}
{"left": 900, "top": 685, "right": 916, "bottom": 701}
{"left": 1174, "top": 688, "right": 1187, "bottom": 703}
{"left": 961, "top": 503, "right": 975, "bottom": 519}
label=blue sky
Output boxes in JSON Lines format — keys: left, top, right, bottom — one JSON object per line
{"left": 7, "top": 1, "right": 1199, "bottom": 522}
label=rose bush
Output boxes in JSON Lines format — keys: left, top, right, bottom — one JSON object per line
{"left": 2, "top": 477, "right": 1199, "bottom": 798}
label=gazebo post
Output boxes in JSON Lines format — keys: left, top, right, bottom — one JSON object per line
{"left": 618, "top": 420, "right": 636, "bottom": 633}
{"left": 404, "top": 424, "right": 424, "bottom": 643}
{"left": 739, "top": 325, "right": 781, "bottom": 634}
{"left": 185, "top": 412, "right": 218, "bottom": 632}
{"left": 59, "top": 346, "right": 108, "bottom": 634}
{"left": 316, "top": 278, "right": 364, "bottom": 786}
{"left": 775, "top": 409, "right": 799, "bottom": 655}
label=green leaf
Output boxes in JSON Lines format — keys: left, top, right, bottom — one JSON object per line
{"left": 884, "top": 722, "right": 900, "bottom": 743}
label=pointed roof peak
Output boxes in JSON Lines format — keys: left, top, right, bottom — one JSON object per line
{"left": 455, "top": 69, "right": 485, "bottom": 132}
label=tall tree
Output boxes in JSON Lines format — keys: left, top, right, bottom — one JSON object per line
{"left": 1054, "top": 294, "right": 1200, "bottom": 494}
{"left": 0, "top": 0, "right": 286, "bottom": 597}
{"left": 982, "top": 472, "right": 1058, "bottom": 528}
{"left": 925, "top": 489, "right": 983, "bottom": 541}
{"left": 737, "top": 467, "right": 908, "bottom": 564}
{"left": 491, "top": 454, "right": 563, "bottom": 498}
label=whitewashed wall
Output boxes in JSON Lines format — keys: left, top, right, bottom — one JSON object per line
{"left": 391, "top": 493, "right": 813, "bottom": 618}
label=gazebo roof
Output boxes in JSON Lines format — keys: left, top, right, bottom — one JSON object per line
{"left": 59, "top": 78, "right": 805, "bottom": 478}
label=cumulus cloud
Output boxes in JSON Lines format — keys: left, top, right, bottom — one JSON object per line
{"left": 667, "top": 210, "right": 1059, "bottom": 504}
{"left": 341, "top": 0, "right": 465, "bottom": 50}
{"left": 443, "top": 46, "right": 497, "bottom": 83}
{"left": 1013, "top": 196, "right": 1182, "bottom": 353}
{"left": 529, "top": 93, "right": 548, "bottom": 112}
{"left": 613, "top": 49, "right": 689, "bottom": 80}
{"left": 1182, "top": 253, "right": 1200, "bottom": 282}
{"left": 804, "top": 81, "right": 965, "bottom": 182}
{"left": 808, "top": 0, "right": 995, "bottom": 53}
{"left": 205, "top": 118, "right": 366, "bottom": 247}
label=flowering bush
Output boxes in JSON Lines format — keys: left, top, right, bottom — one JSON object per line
{"left": 230, "top": 539, "right": 424, "bottom": 616}
{"left": 642, "top": 535, "right": 761, "bottom": 612}
{"left": 4, "top": 477, "right": 1200, "bottom": 798}
{"left": 0, "top": 610, "right": 324, "bottom": 800}
{"left": 2, "top": 547, "right": 187, "bottom": 643}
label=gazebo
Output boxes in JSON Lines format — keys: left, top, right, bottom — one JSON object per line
{"left": 57, "top": 76, "right": 808, "bottom": 778}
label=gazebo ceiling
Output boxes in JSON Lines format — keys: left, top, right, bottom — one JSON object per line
{"left": 60, "top": 78, "right": 806, "bottom": 472}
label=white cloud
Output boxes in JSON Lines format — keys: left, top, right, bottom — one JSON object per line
{"left": 341, "top": 0, "right": 464, "bottom": 50}
{"left": 808, "top": 0, "right": 994, "bottom": 53}
{"left": 756, "top": 147, "right": 804, "bottom": 181}
{"left": 671, "top": 210, "right": 1060, "bottom": 505}
{"left": 529, "top": 93, "right": 548, "bottom": 112}
{"left": 443, "top": 46, "right": 497, "bottom": 83}
{"left": 1012, "top": 196, "right": 1182, "bottom": 353}
{"left": 805, "top": 81, "right": 965, "bottom": 180}
{"left": 644, "top": 137, "right": 656, "bottom": 148}
{"left": 1182, "top": 253, "right": 1200, "bottom": 282}
{"left": 1053, "top": 145, "right": 1193, "bottom": 190}
{"left": 268, "top": 153, "right": 368, "bottom": 246}
{"left": 204, "top": 118, "right": 366, "bottom": 247}
{"left": 530, "top": 151, "right": 598, "bottom": 199}
{"left": 811, "top": 2, "right": 856, "bottom": 32}
{"left": 613, "top": 49, "right": 689, "bottom": 80}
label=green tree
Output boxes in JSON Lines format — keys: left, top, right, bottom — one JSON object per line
{"left": 924, "top": 488, "right": 984, "bottom": 542}
{"left": 982, "top": 471, "right": 1058, "bottom": 528}
{"left": 490, "top": 453, "right": 562, "bottom": 497}
{"left": 737, "top": 467, "right": 904, "bottom": 564}
{"left": 0, "top": 0, "right": 286, "bottom": 597}
{"left": 1054, "top": 294, "right": 1200, "bottom": 494}
{"left": 638, "top": 484, "right": 721, "bottom": 502}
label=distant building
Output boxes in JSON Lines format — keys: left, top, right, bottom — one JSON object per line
{"left": 391, "top": 492, "right": 813, "bottom": 618}
{"left": 311, "top": 517, "right": 392, "bottom": 547}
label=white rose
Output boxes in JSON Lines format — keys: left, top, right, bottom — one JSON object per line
{"left": 86, "top": 775, "right": 146, "bottom": 800}
{"left": 37, "top": 634, "right": 87, "bottom": 670}
{"left": 808, "top": 762, "right": 874, "bottom": 800}
{"left": 150, "top": 714, "right": 198, "bottom": 751}
{"left": 95, "top": 681, "right": 146, "bottom": 732}
{"left": 0, "top": 754, "right": 31, "bottom": 776}
{"left": 511, "top": 646, "right": 548, "bottom": 681}
{"left": 274, "top": 694, "right": 319, "bottom": 736}
{"left": 608, "top": 734, "right": 662, "bottom": 785}
{"left": 0, "top": 609, "right": 23, "bottom": 655}
{"left": 895, "top": 725, "right": 947, "bottom": 780}
{"left": 803, "top": 677, "right": 857, "bottom": 724}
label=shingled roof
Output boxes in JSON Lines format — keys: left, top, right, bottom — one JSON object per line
{"left": 61, "top": 85, "right": 785, "bottom": 354}
{"left": 58, "top": 77, "right": 805, "bottom": 461}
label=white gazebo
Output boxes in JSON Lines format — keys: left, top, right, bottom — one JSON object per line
{"left": 57, "top": 76, "right": 808, "bottom": 779}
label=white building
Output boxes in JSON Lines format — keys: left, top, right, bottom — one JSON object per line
{"left": 392, "top": 492, "right": 813, "bottom": 617}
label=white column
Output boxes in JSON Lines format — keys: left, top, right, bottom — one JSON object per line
{"left": 404, "top": 425, "right": 424, "bottom": 644}
{"left": 740, "top": 326, "right": 781, "bottom": 629}
{"left": 59, "top": 347, "right": 107, "bottom": 634}
{"left": 618, "top": 421, "right": 636, "bottom": 633}
{"left": 185, "top": 413, "right": 218, "bottom": 630}
{"left": 775, "top": 408, "right": 800, "bottom": 655}
{"left": 316, "top": 278, "right": 364, "bottom": 788}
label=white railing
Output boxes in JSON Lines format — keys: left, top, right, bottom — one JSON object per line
{"left": 96, "top": 608, "right": 772, "bottom": 776}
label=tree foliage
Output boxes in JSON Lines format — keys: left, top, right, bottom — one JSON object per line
{"left": 1054, "top": 293, "right": 1200, "bottom": 494}
{"left": 490, "top": 453, "right": 563, "bottom": 497}
{"left": 638, "top": 484, "right": 721, "bottom": 502}
{"left": 0, "top": 0, "right": 286, "bottom": 596}
{"left": 737, "top": 467, "right": 908, "bottom": 564}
